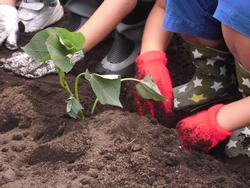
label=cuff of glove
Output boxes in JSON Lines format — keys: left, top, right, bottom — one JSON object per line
{"left": 136, "top": 51, "right": 168, "bottom": 67}
{"left": 208, "top": 104, "right": 233, "bottom": 140}
{"left": 68, "top": 50, "right": 85, "bottom": 65}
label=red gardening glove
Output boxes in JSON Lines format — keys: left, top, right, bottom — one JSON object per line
{"left": 135, "top": 51, "right": 173, "bottom": 118}
{"left": 177, "top": 104, "right": 232, "bottom": 152}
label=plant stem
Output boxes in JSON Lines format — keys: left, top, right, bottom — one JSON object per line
{"left": 121, "top": 78, "right": 141, "bottom": 82}
{"left": 57, "top": 67, "right": 74, "bottom": 97}
{"left": 91, "top": 98, "right": 99, "bottom": 115}
{"left": 78, "top": 109, "right": 84, "bottom": 119}
{"left": 74, "top": 72, "right": 86, "bottom": 101}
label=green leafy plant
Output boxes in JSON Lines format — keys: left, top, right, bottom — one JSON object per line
{"left": 24, "top": 27, "right": 168, "bottom": 119}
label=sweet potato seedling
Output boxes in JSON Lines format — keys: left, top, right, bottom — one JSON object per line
{"left": 24, "top": 27, "right": 168, "bottom": 119}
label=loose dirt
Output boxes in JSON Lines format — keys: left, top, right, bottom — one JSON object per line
{"left": 0, "top": 10, "right": 249, "bottom": 188}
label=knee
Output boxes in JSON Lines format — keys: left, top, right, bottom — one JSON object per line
{"left": 222, "top": 24, "right": 250, "bottom": 70}
{"left": 181, "top": 34, "right": 223, "bottom": 48}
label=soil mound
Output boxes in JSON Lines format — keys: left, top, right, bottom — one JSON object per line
{"left": 0, "top": 10, "right": 249, "bottom": 188}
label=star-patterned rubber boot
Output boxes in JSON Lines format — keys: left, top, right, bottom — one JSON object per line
{"left": 225, "top": 60, "right": 250, "bottom": 157}
{"left": 173, "top": 43, "right": 238, "bottom": 111}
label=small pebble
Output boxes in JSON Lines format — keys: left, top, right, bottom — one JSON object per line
{"left": 2, "top": 140, "right": 8, "bottom": 145}
{"left": 1, "top": 147, "right": 8, "bottom": 152}
{"left": 96, "top": 163, "right": 104, "bottom": 170}
{"left": 131, "top": 144, "right": 142, "bottom": 152}
{"left": 14, "top": 169, "right": 24, "bottom": 177}
{"left": 88, "top": 169, "right": 98, "bottom": 178}
{"left": 11, "top": 144, "right": 26, "bottom": 152}
{"left": 2, "top": 169, "right": 16, "bottom": 183}
{"left": 69, "top": 174, "right": 78, "bottom": 180}
{"left": 104, "top": 153, "right": 115, "bottom": 160}
{"left": 12, "top": 133, "right": 23, "bottom": 140}
{"left": 19, "top": 123, "right": 31, "bottom": 129}
{"left": 0, "top": 164, "right": 5, "bottom": 172}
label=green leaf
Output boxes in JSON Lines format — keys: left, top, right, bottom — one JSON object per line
{"left": 136, "top": 76, "right": 168, "bottom": 101}
{"left": 66, "top": 96, "right": 84, "bottom": 119}
{"left": 85, "top": 70, "right": 122, "bottom": 108}
{"left": 23, "top": 28, "right": 52, "bottom": 62}
{"left": 24, "top": 27, "right": 85, "bottom": 73}
{"left": 45, "top": 32, "right": 73, "bottom": 73}
{"left": 54, "top": 28, "right": 85, "bottom": 53}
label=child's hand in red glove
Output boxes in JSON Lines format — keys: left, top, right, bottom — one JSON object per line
{"left": 135, "top": 51, "right": 173, "bottom": 118}
{"left": 177, "top": 104, "right": 232, "bottom": 152}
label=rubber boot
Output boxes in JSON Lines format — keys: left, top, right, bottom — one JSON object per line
{"left": 64, "top": 0, "right": 101, "bottom": 31}
{"left": 173, "top": 43, "right": 238, "bottom": 111}
{"left": 225, "top": 60, "right": 250, "bottom": 157}
{"left": 95, "top": 0, "right": 154, "bottom": 77}
{"left": 95, "top": 31, "right": 139, "bottom": 76}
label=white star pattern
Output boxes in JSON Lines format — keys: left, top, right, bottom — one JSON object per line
{"left": 206, "top": 58, "right": 216, "bottom": 66}
{"left": 214, "top": 55, "right": 225, "bottom": 61}
{"left": 178, "top": 85, "right": 187, "bottom": 93}
{"left": 227, "top": 140, "right": 238, "bottom": 149}
{"left": 211, "top": 81, "right": 223, "bottom": 91}
{"left": 242, "top": 78, "right": 250, "bottom": 88}
{"left": 219, "top": 66, "right": 226, "bottom": 76}
{"left": 192, "top": 49, "right": 203, "bottom": 59}
{"left": 193, "top": 77, "right": 202, "bottom": 87}
{"left": 242, "top": 127, "right": 250, "bottom": 137}
{"left": 238, "top": 88, "right": 244, "bottom": 93}
{"left": 174, "top": 98, "right": 180, "bottom": 108}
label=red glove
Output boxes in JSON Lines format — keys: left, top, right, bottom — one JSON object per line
{"left": 135, "top": 51, "right": 173, "bottom": 117}
{"left": 177, "top": 104, "right": 232, "bottom": 152}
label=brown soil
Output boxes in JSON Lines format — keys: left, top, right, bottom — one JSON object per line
{"left": 0, "top": 10, "right": 250, "bottom": 188}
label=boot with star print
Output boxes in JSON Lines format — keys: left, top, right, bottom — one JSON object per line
{"left": 225, "top": 60, "right": 250, "bottom": 158}
{"left": 173, "top": 42, "right": 238, "bottom": 111}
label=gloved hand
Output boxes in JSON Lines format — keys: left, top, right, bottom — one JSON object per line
{"left": 177, "top": 104, "right": 232, "bottom": 152}
{"left": 0, "top": 51, "right": 84, "bottom": 78}
{"left": 135, "top": 51, "right": 173, "bottom": 117}
{"left": 0, "top": 5, "right": 19, "bottom": 50}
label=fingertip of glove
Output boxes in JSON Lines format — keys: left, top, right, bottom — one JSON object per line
{"left": 5, "top": 43, "right": 18, "bottom": 51}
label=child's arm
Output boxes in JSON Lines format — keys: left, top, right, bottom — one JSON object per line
{"left": 78, "top": 0, "right": 137, "bottom": 52}
{"left": 135, "top": 0, "right": 174, "bottom": 118}
{"left": 140, "top": 0, "right": 173, "bottom": 53}
{"left": 0, "top": 0, "right": 16, "bottom": 5}
{"left": 217, "top": 96, "right": 250, "bottom": 131}
{"left": 177, "top": 97, "right": 250, "bottom": 152}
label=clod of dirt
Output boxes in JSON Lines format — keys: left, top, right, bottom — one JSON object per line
{"left": 0, "top": 86, "right": 39, "bottom": 130}
{"left": 11, "top": 144, "right": 26, "bottom": 152}
{"left": 0, "top": 169, "right": 16, "bottom": 185}
{"left": 27, "top": 145, "right": 83, "bottom": 165}
{"left": 12, "top": 133, "right": 24, "bottom": 141}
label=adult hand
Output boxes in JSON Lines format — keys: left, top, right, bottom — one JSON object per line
{"left": 135, "top": 51, "right": 173, "bottom": 118}
{"left": 0, "top": 5, "right": 18, "bottom": 50}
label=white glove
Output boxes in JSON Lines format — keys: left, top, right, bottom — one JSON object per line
{"left": 0, "top": 5, "right": 19, "bottom": 50}
{"left": 0, "top": 51, "right": 84, "bottom": 78}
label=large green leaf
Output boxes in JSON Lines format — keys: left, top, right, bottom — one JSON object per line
{"left": 23, "top": 28, "right": 51, "bottom": 62}
{"left": 85, "top": 70, "right": 122, "bottom": 108}
{"left": 54, "top": 28, "right": 85, "bottom": 53}
{"left": 136, "top": 76, "right": 168, "bottom": 101}
{"left": 66, "top": 97, "right": 84, "bottom": 119}
{"left": 45, "top": 32, "right": 73, "bottom": 73}
{"left": 24, "top": 27, "right": 85, "bottom": 73}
